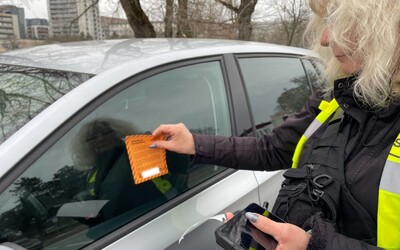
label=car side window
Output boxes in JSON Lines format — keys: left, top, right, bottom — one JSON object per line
{"left": 0, "top": 61, "right": 231, "bottom": 249}
{"left": 238, "top": 56, "right": 312, "bottom": 137}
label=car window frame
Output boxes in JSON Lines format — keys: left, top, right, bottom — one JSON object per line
{"left": 221, "top": 54, "right": 253, "bottom": 137}
{"left": 300, "top": 57, "right": 325, "bottom": 95}
{"left": 233, "top": 53, "right": 315, "bottom": 137}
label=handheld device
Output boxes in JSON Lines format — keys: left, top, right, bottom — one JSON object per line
{"left": 215, "top": 203, "right": 285, "bottom": 250}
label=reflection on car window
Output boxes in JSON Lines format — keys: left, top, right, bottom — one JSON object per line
{"left": 238, "top": 57, "right": 312, "bottom": 137}
{"left": 302, "top": 59, "right": 323, "bottom": 89}
{"left": 0, "top": 61, "right": 231, "bottom": 249}
{"left": 0, "top": 64, "right": 93, "bottom": 143}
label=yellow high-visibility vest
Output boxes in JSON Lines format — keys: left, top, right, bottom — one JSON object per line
{"left": 293, "top": 98, "right": 400, "bottom": 248}
{"left": 292, "top": 98, "right": 339, "bottom": 168}
{"left": 377, "top": 133, "right": 400, "bottom": 249}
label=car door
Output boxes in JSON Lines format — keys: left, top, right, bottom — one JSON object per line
{"left": 166, "top": 54, "right": 322, "bottom": 249}
{"left": 0, "top": 56, "right": 264, "bottom": 250}
{"left": 236, "top": 54, "right": 322, "bottom": 208}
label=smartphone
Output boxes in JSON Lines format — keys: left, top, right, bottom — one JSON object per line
{"left": 215, "top": 203, "right": 285, "bottom": 250}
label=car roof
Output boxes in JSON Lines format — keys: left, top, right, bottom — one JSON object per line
{"left": 0, "top": 38, "right": 313, "bottom": 75}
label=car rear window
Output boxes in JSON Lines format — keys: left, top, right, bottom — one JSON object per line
{"left": 0, "top": 64, "right": 94, "bottom": 143}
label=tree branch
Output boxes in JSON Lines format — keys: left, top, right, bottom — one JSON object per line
{"left": 215, "top": 0, "right": 239, "bottom": 13}
{"left": 237, "top": 0, "right": 257, "bottom": 19}
{"left": 66, "top": 0, "right": 100, "bottom": 28}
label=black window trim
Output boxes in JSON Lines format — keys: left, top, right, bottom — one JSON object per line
{"left": 300, "top": 58, "right": 326, "bottom": 95}
{"left": 300, "top": 58, "right": 315, "bottom": 95}
{"left": 222, "top": 53, "right": 253, "bottom": 137}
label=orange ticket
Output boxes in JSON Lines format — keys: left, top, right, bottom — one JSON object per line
{"left": 125, "top": 134, "right": 168, "bottom": 184}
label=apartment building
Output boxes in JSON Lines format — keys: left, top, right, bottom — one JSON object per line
{"left": 47, "top": 0, "right": 102, "bottom": 39}
{"left": 77, "top": 0, "right": 102, "bottom": 39}
{"left": 26, "top": 19, "right": 49, "bottom": 40}
{"left": 0, "top": 5, "right": 25, "bottom": 39}
{"left": 100, "top": 16, "right": 133, "bottom": 38}
{"left": 0, "top": 13, "right": 19, "bottom": 40}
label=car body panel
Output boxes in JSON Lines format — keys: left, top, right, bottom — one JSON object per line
{"left": 0, "top": 39, "right": 312, "bottom": 75}
{"left": 104, "top": 170, "right": 270, "bottom": 250}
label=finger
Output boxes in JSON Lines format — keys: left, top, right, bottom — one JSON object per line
{"left": 225, "top": 212, "right": 235, "bottom": 221}
{"left": 152, "top": 124, "right": 174, "bottom": 137}
{"left": 249, "top": 224, "right": 278, "bottom": 249}
{"left": 245, "top": 212, "right": 281, "bottom": 239}
{"left": 150, "top": 140, "right": 171, "bottom": 150}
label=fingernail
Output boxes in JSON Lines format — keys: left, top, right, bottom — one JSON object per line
{"left": 245, "top": 212, "right": 258, "bottom": 223}
{"left": 149, "top": 143, "right": 157, "bottom": 148}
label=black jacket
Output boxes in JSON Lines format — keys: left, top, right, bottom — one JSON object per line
{"left": 192, "top": 76, "right": 400, "bottom": 249}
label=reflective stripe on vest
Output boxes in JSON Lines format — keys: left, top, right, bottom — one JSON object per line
{"left": 294, "top": 99, "right": 400, "bottom": 248}
{"left": 292, "top": 98, "right": 340, "bottom": 168}
{"left": 152, "top": 177, "right": 173, "bottom": 194}
{"left": 377, "top": 133, "right": 400, "bottom": 249}
{"left": 88, "top": 169, "right": 97, "bottom": 196}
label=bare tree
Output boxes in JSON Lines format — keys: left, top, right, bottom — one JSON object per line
{"left": 187, "top": 1, "right": 229, "bottom": 38}
{"left": 162, "top": 0, "right": 235, "bottom": 39}
{"left": 270, "top": 0, "right": 310, "bottom": 46}
{"left": 10, "top": 0, "right": 263, "bottom": 41}
{"left": 215, "top": 0, "right": 258, "bottom": 40}
{"left": 68, "top": 0, "right": 100, "bottom": 28}
{"left": 176, "top": 0, "right": 193, "bottom": 37}
{"left": 164, "top": 0, "right": 174, "bottom": 37}
{"left": 119, "top": 0, "right": 156, "bottom": 38}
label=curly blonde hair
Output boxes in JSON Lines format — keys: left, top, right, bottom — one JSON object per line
{"left": 305, "top": 0, "right": 400, "bottom": 109}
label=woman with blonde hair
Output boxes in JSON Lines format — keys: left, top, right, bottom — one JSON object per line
{"left": 151, "top": 0, "right": 400, "bottom": 249}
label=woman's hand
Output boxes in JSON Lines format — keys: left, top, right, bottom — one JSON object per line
{"left": 245, "top": 212, "right": 310, "bottom": 250}
{"left": 151, "top": 123, "right": 195, "bottom": 155}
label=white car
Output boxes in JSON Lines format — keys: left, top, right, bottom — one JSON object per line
{"left": 0, "top": 39, "right": 321, "bottom": 250}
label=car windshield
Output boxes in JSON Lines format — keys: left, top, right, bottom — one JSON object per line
{"left": 0, "top": 64, "right": 94, "bottom": 143}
